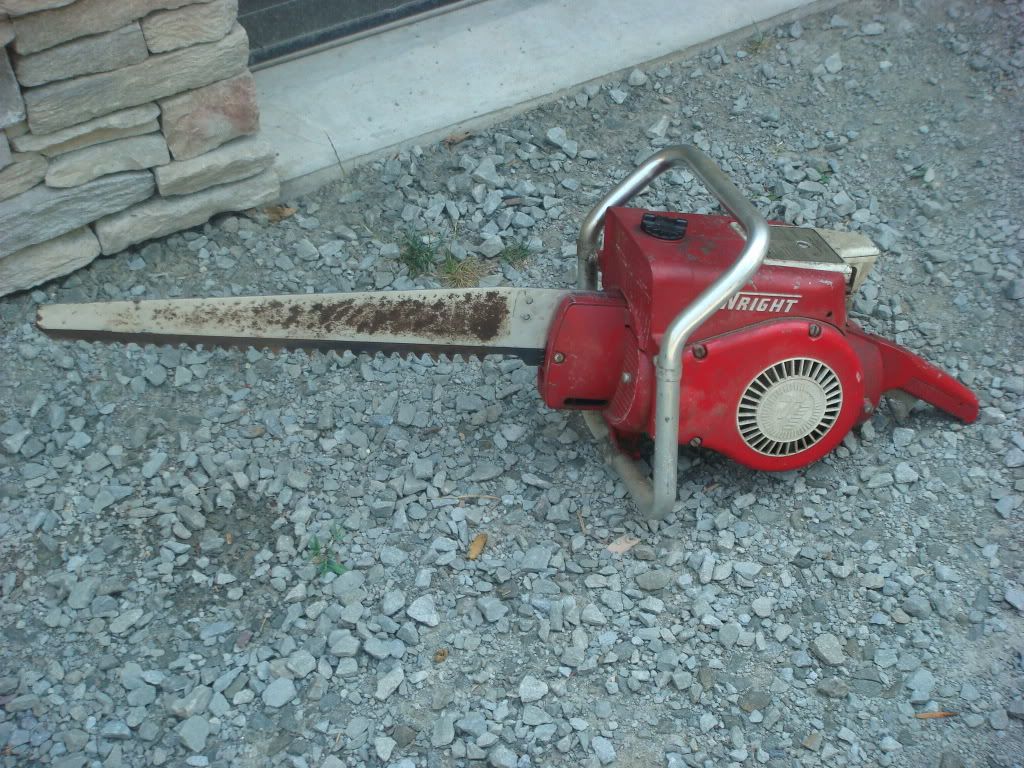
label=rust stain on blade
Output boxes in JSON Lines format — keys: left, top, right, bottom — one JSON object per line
{"left": 309, "top": 290, "right": 507, "bottom": 340}
{"left": 139, "top": 290, "right": 509, "bottom": 342}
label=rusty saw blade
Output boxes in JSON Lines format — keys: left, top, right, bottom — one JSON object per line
{"left": 37, "top": 287, "right": 572, "bottom": 364}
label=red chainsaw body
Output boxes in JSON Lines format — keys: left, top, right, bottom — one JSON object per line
{"left": 537, "top": 208, "right": 978, "bottom": 472}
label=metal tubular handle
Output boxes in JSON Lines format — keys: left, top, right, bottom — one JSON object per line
{"left": 578, "top": 146, "right": 771, "bottom": 519}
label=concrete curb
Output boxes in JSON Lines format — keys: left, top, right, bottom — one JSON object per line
{"left": 256, "top": 0, "right": 844, "bottom": 200}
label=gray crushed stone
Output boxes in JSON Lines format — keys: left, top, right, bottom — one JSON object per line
{"left": 1, "top": 2, "right": 1023, "bottom": 767}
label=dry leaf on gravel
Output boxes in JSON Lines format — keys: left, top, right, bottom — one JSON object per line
{"left": 607, "top": 535, "right": 640, "bottom": 554}
{"left": 443, "top": 131, "right": 472, "bottom": 147}
{"left": 263, "top": 205, "right": 297, "bottom": 223}
{"left": 467, "top": 533, "right": 488, "bottom": 560}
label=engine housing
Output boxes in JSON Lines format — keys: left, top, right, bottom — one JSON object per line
{"left": 538, "top": 208, "right": 976, "bottom": 472}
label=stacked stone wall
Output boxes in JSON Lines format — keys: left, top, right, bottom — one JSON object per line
{"left": 0, "top": 0, "right": 279, "bottom": 296}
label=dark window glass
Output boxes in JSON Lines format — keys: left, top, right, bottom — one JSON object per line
{"left": 238, "top": 0, "right": 464, "bottom": 65}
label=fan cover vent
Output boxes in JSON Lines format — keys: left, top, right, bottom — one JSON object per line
{"left": 737, "top": 357, "right": 843, "bottom": 457}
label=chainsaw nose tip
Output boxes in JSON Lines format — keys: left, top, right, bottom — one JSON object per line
{"left": 959, "top": 395, "right": 981, "bottom": 425}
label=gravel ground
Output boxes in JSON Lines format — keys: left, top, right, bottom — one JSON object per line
{"left": 2, "top": 1, "right": 1023, "bottom": 767}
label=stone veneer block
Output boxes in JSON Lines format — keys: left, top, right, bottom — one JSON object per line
{"left": 0, "top": 151, "right": 45, "bottom": 201}
{"left": 12, "top": 0, "right": 121, "bottom": 53}
{"left": 155, "top": 135, "right": 272, "bottom": 196}
{"left": 12, "top": 103, "right": 159, "bottom": 156}
{"left": 14, "top": 23, "right": 149, "bottom": 87}
{"left": 0, "top": 131, "right": 10, "bottom": 169}
{"left": 0, "top": 49, "right": 24, "bottom": 129}
{"left": 46, "top": 134, "right": 170, "bottom": 188}
{"left": 143, "top": 0, "right": 237, "bottom": 54}
{"left": 0, "top": 170, "right": 153, "bottom": 259}
{"left": 5, "top": 118, "right": 25, "bottom": 137}
{"left": 0, "top": 0, "right": 74, "bottom": 16}
{"left": 13, "top": 0, "right": 205, "bottom": 55}
{"left": 23, "top": 24, "right": 248, "bottom": 133}
{"left": 95, "top": 168, "right": 278, "bottom": 254}
{"left": 159, "top": 71, "right": 258, "bottom": 161}
{"left": 0, "top": 226, "right": 100, "bottom": 296}
{"left": 0, "top": 15, "right": 13, "bottom": 46}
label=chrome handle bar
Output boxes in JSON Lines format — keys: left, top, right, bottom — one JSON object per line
{"left": 577, "top": 145, "right": 770, "bottom": 520}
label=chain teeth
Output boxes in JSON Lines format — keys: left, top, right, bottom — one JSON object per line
{"left": 41, "top": 327, "right": 517, "bottom": 363}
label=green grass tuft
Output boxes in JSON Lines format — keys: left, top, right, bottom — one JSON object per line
{"left": 401, "top": 232, "right": 438, "bottom": 276}
{"left": 499, "top": 240, "right": 531, "bottom": 268}
{"left": 307, "top": 527, "right": 347, "bottom": 577}
{"left": 440, "top": 252, "right": 490, "bottom": 287}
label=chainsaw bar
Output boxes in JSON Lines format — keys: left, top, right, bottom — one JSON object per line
{"left": 37, "top": 287, "right": 571, "bottom": 364}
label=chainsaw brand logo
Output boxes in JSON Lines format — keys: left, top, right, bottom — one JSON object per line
{"left": 726, "top": 291, "right": 799, "bottom": 313}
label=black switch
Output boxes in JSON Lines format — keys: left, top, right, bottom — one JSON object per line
{"left": 641, "top": 213, "right": 687, "bottom": 241}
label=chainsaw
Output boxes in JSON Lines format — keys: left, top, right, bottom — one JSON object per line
{"left": 37, "top": 146, "right": 979, "bottom": 519}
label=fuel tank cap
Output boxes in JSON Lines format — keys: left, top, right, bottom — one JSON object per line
{"left": 640, "top": 213, "right": 688, "bottom": 241}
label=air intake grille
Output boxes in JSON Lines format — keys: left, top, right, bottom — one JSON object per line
{"left": 737, "top": 358, "right": 843, "bottom": 457}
